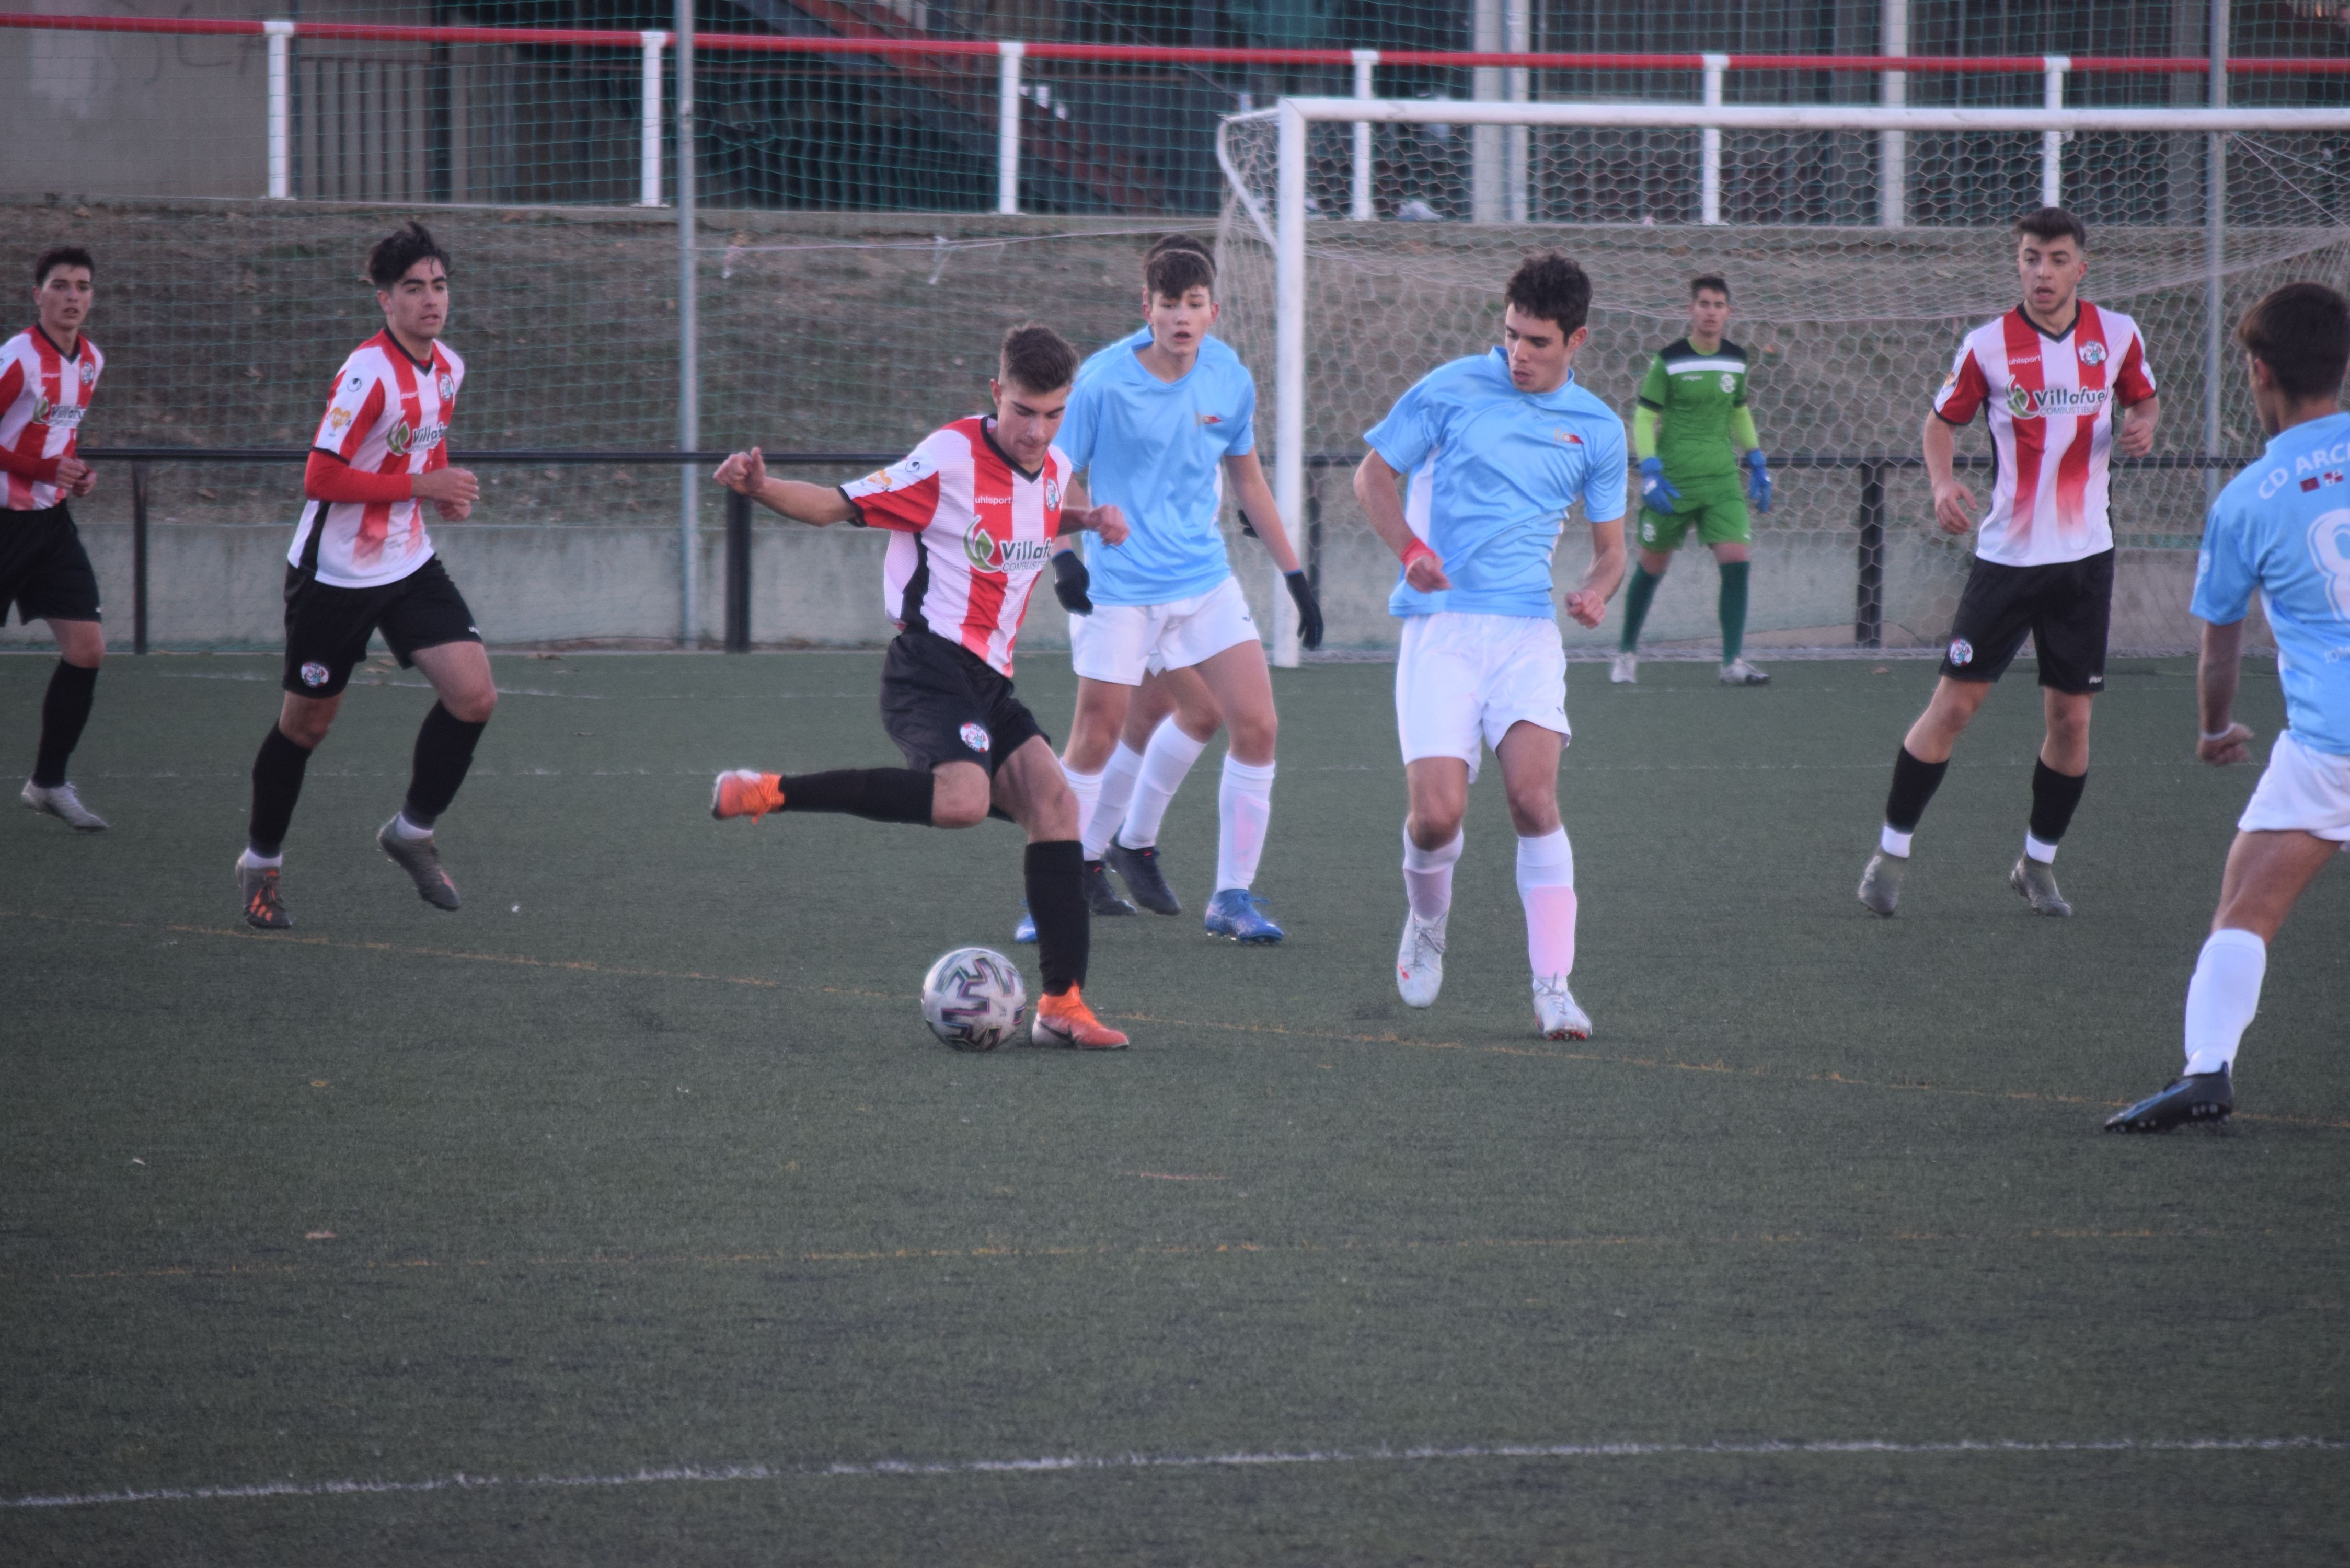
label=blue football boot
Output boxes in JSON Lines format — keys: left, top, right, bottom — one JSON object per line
{"left": 1012, "top": 902, "right": 1037, "bottom": 944}
{"left": 1203, "top": 888, "right": 1285, "bottom": 944}
{"left": 2104, "top": 1065, "right": 2232, "bottom": 1133}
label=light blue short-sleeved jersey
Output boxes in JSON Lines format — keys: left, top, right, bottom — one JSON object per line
{"left": 1057, "top": 327, "right": 1258, "bottom": 607}
{"left": 2193, "top": 410, "right": 2350, "bottom": 757}
{"left": 1364, "top": 349, "right": 1629, "bottom": 620}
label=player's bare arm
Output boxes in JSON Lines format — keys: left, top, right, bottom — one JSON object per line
{"left": 2116, "top": 393, "right": 2161, "bottom": 458}
{"left": 1353, "top": 449, "right": 1449, "bottom": 593}
{"left": 2195, "top": 615, "right": 2254, "bottom": 765}
{"left": 1922, "top": 411, "right": 1977, "bottom": 535}
{"left": 715, "top": 446, "right": 856, "bottom": 527}
{"left": 1563, "top": 518, "right": 1627, "bottom": 629}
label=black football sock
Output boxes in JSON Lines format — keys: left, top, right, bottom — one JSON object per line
{"left": 1618, "top": 564, "right": 1662, "bottom": 653}
{"left": 30, "top": 659, "right": 98, "bottom": 788}
{"left": 401, "top": 702, "right": 489, "bottom": 829}
{"left": 2028, "top": 758, "right": 2088, "bottom": 846}
{"left": 1883, "top": 745, "right": 1949, "bottom": 835}
{"left": 1025, "top": 839, "right": 1088, "bottom": 997}
{"left": 248, "top": 726, "right": 313, "bottom": 858}
{"left": 777, "top": 768, "right": 934, "bottom": 825}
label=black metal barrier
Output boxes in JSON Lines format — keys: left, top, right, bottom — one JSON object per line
{"left": 83, "top": 447, "right": 2249, "bottom": 655}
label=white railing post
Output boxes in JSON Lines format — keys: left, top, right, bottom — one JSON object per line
{"left": 265, "top": 19, "right": 294, "bottom": 199}
{"left": 2041, "top": 55, "right": 2068, "bottom": 207}
{"left": 676, "top": 0, "right": 698, "bottom": 645}
{"left": 1350, "top": 49, "right": 1377, "bottom": 221}
{"left": 1700, "top": 52, "right": 1727, "bottom": 225}
{"left": 997, "top": 41, "right": 1023, "bottom": 215}
{"left": 640, "top": 31, "right": 666, "bottom": 207}
{"left": 1273, "top": 100, "right": 1307, "bottom": 670}
{"left": 2206, "top": 0, "right": 2230, "bottom": 503}
{"left": 1879, "top": 0, "right": 1906, "bottom": 228}
{"left": 1505, "top": 0, "right": 1530, "bottom": 223}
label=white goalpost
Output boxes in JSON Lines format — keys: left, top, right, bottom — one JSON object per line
{"left": 1219, "top": 98, "right": 2350, "bottom": 666}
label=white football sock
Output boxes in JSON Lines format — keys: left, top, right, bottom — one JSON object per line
{"left": 393, "top": 812, "right": 435, "bottom": 842}
{"left": 238, "top": 848, "right": 283, "bottom": 870}
{"left": 1401, "top": 822, "right": 1463, "bottom": 923}
{"left": 1085, "top": 741, "right": 1145, "bottom": 860}
{"left": 2023, "top": 832, "right": 2059, "bottom": 864}
{"left": 1121, "top": 722, "right": 1209, "bottom": 849}
{"left": 2183, "top": 927, "right": 2267, "bottom": 1076}
{"left": 1515, "top": 827, "right": 1578, "bottom": 979}
{"left": 1215, "top": 756, "right": 1276, "bottom": 892}
{"left": 1061, "top": 764, "right": 1103, "bottom": 858}
{"left": 1880, "top": 824, "right": 1914, "bottom": 858}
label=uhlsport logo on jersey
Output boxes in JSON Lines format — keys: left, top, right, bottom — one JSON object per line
{"left": 2005, "top": 383, "right": 2110, "bottom": 421}
{"left": 1947, "top": 637, "right": 1975, "bottom": 667}
{"left": 959, "top": 721, "right": 991, "bottom": 754}
{"left": 2078, "top": 340, "right": 2109, "bottom": 366}
{"left": 299, "top": 661, "right": 331, "bottom": 688}
{"left": 962, "top": 524, "right": 1055, "bottom": 574}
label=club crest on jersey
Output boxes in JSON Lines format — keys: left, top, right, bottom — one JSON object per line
{"left": 1552, "top": 428, "right": 1584, "bottom": 446}
{"left": 1719, "top": 373, "right": 1736, "bottom": 393}
{"left": 298, "top": 661, "right": 331, "bottom": 688}
{"left": 77, "top": 359, "right": 96, "bottom": 385}
{"left": 962, "top": 525, "right": 1053, "bottom": 574}
{"left": 1946, "top": 637, "right": 1974, "bottom": 667}
{"left": 2078, "top": 340, "right": 2108, "bottom": 366}
{"left": 1043, "top": 477, "right": 1060, "bottom": 511}
{"left": 436, "top": 371, "right": 455, "bottom": 401}
{"left": 959, "top": 721, "right": 991, "bottom": 754}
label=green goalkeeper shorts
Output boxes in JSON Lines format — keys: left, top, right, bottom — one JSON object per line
{"left": 1637, "top": 473, "right": 1749, "bottom": 552}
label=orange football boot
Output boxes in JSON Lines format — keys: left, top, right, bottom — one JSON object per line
{"left": 1032, "top": 986, "right": 1129, "bottom": 1050}
{"left": 710, "top": 769, "right": 786, "bottom": 821}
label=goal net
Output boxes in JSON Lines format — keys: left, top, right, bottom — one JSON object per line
{"left": 1215, "top": 102, "right": 2350, "bottom": 659}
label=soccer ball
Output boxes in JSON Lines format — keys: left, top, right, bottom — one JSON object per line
{"left": 920, "top": 946, "right": 1028, "bottom": 1052}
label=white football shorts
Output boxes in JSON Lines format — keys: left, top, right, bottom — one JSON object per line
{"left": 1395, "top": 609, "right": 1570, "bottom": 779}
{"left": 1069, "top": 574, "right": 1259, "bottom": 686}
{"left": 2237, "top": 728, "right": 2350, "bottom": 846}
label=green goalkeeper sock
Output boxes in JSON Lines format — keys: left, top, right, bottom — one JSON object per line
{"left": 1718, "top": 559, "right": 1750, "bottom": 664}
{"left": 1619, "top": 564, "right": 1662, "bottom": 653}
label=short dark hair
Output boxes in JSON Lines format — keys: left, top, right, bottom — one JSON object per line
{"left": 998, "top": 321, "right": 1077, "bottom": 393}
{"left": 368, "top": 221, "right": 450, "bottom": 290}
{"left": 33, "top": 246, "right": 93, "bottom": 289}
{"left": 1504, "top": 251, "right": 1591, "bottom": 335}
{"left": 2013, "top": 206, "right": 2088, "bottom": 251}
{"left": 1690, "top": 274, "right": 1729, "bottom": 301}
{"left": 1145, "top": 235, "right": 1215, "bottom": 301}
{"left": 2237, "top": 281, "right": 2350, "bottom": 401}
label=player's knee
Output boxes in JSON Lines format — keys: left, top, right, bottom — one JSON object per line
{"left": 1408, "top": 806, "right": 1464, "bottom": 850}
{"left": 931, "top": 789, "right": 989, "bottom": 831}
{"left": 1505, "top": 784, "right": 1561, "bottom": 835}
{"left": 1228, "top": 711, "right": 1277, "bottom": 762}
{"left": 448, "top": 688, "right": 497, "bottom": 724}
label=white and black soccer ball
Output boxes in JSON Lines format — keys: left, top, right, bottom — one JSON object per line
{"left": 920, "top": 946, "right": 1028, "bottom": 1052}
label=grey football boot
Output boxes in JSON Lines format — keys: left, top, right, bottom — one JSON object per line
{"left": 2009, "top": 855, "right": 2073, "bottom": 917}
{"left": 378, "top": 816, "right": 462, "bottom": 910}
{"left": 21, "top": 779, "right": 107, "bottom": 831}
{"left": 1857, "top": 850, "right": 1907, "bottom": 917}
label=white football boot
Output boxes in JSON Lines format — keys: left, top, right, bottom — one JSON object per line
{"left": 21, "top": 779, "right": 107, "bottom": 831}
{"left": 1608, "top": 651, "right": 1637, "bottom": 685}
{"left": 1395, "top": 911, "right": 1447, "bottom": 1008}
{"left": 1532, "top": 975, "right": 1592, "bottom": 1040}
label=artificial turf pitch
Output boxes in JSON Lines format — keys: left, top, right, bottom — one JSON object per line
{"left": 2, "top": 648, "right": 2345, "bottom": 1565}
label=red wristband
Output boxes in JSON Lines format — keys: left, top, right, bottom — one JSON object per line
{"left": 1399, "top": 538, "right": 1435, "bottom": 570}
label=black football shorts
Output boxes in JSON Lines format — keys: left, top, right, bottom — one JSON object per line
{"left": 1, "top": 502, "right": 101, "bottom": 624}
{"left": 879, "top": 628, "right": 1047, "bottom": 774}
{"left": 1939, "top": 548, "right": 2114, "bottom": 695}
{"left": 282, "top": 555, "right": 481, "bottom": 698}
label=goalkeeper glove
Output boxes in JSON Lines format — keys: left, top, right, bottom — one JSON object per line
{"left": 1745, "top": 449, "right": 1772, "bottom": 513}
{"left": 1639, "top": 457, "right": 1680, "bottom": 510}
{"left": 1051, "top": 551, "right": 1093, "bottom": 615}
{"left": 1284, "top": 570, "right": 1324, "bottom": 651}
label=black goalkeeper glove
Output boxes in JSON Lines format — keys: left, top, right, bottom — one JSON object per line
{"left": 1051, "top": 551, "right": 1093, "bottom": 615}
{"left": 1284, "top": 570, "right": 1324, "bottom": 651}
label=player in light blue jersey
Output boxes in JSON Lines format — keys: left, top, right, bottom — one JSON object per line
{"left": 1353, "top": 253, "right": 1629, "bottom": 1039}
{"left": 2108, "top": 283, "right": 2350, "bottom": 1133}
{"left": 1029, "top": 236, "right": 1322, "bottom": 946}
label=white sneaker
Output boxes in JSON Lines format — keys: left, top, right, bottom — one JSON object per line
{"left": 1719, "top": 658, "right": 1770, "bottom": 686}
{"left": 1533, "top": 975, "right": 1591, "bottom": 1040}
{"left": 21, "top": 779, "right": 108, "bottom": 831}
{"left": 1395, "top": 912, "right": 1447, "bottom": 1008}
{"left": 1609, "top": 651, "right": 1637, "bottom": 684}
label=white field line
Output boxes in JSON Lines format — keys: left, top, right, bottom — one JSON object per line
{"left": 7, "top": 1436, "right": 2343, "bottom": 1512}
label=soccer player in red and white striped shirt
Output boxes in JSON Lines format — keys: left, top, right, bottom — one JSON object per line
{"left": 1859, "top": 208, "right": 2162, "bottom": 918}
{"left": 3, "top": 247, "right": 110, "bottom": 831}
{"left": 235, "top": 223, "right": 490, "bottom": 930}
{"left": 707, "top": 324, "right": 1136, "bottom": 1049}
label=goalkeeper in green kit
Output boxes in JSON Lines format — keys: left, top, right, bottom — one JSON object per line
{"left": 1610, "top": 274, "right": 1773, "bottom": 686}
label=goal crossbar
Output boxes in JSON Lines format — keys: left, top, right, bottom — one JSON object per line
{"left": 1250, "top": 97, "right": 2350, "bottom": 663}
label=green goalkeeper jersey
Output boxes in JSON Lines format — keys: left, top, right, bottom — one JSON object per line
{"left": 1637, "top": 337, "right": 1750, "bottom": 482}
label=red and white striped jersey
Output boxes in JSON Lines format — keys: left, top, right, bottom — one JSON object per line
{"left": 0, "top": 327, "right": 103, "bottom": 511}
{"left": 293, "top": 330, "right": 465, "bottom": 588}
{"left": 840, "top": 416, "right": 1067, "bottom": 676}
{"left": 1932, "top": 302, "right": 2158, "bottom": 567}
